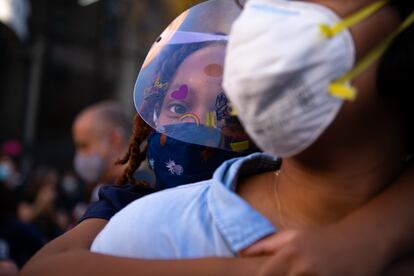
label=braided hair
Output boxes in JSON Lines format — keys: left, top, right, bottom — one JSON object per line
{"left": 115, "top": 114, "right": 152, "bottom": 186}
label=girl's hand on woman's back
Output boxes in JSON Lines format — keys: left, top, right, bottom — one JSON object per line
{"left": 241, "top": 224, "right": 387, "bottom": 276}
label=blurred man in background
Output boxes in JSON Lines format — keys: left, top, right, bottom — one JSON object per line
{"left": 72, "top": 101, "right": 154, "bottom": 202}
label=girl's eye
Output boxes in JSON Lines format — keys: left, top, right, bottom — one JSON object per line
{"left": 168, "top": 103, "right": 188, "bottom": 115}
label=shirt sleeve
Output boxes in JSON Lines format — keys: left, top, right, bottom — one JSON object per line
{"left": 79, "top": 184, "right": 155, "bottom": 222}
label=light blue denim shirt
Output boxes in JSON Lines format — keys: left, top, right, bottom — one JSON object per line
{"left": 91, "top": 153, "right": 280, "bottom": 259}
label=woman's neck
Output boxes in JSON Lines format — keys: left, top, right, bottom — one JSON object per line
{"left": 238, "top": 116, "right": 406, "bottom": 230}
{"left": 276, "top": 134, "right": 406, "bottom": 229}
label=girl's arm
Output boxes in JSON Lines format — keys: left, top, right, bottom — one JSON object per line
{"left": 21, "top": 250, "right": 266, "bottom": 276}
{"left": 27, "top": 218, "right": 107, "bottom": 260}
{"left": 21, "top": 164, "right": 414, "bottom": 276}
{"left": 20, "top": 218, "right": 266, "bottom": 276}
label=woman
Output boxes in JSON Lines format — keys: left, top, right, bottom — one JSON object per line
{"left": 22, "top": 0, "right": 414, "bottom": 275}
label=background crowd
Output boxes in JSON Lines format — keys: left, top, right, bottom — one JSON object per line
{"left": 0, "top": 0, "right": 201, "bottom": 271}
{"left": 2, "top": 0, "right": 414, "bottom": 275}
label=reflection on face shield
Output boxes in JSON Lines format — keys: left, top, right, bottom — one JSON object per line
{"left": 158, "top": 45, "right": 226, "bottom": 127}
{"left": 133, "top": 0, "right": 251, "bottom": 152}
{"left": 136, "top": 41, "right": 250, "bottom": 152}
{"left": 157, "top": 123, "right": 221, "bottom": 149}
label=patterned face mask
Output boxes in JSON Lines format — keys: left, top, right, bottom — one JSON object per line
{"left": 147, "top": 126, "right": 255, "bottom": 190}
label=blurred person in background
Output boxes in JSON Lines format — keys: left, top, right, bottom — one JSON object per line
{"left": 0, "top": 239, "right": 18, "bottom": 276}
{"left": 0, "top": 169, "right": 44, "bottom": 271}
{"left": 72, "top": 100, "right": 155, "bottom": 202}
{"left": 17, "top": 166, "right": 69, "bottom": 241}
{"left": 57, "top": 170, "right": 86, "bottom": 225}
{"left": 0, "top": 155, "right": 21, "bottom": 192}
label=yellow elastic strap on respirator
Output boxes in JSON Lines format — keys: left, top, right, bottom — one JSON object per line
{"left": 230, "top": 140, "right": 250, "bottom": 152}
{"left": 229, "top": 103, "right": 238, "bottom": 116}
{"left": 329, "top": 11, "right": 414, "bottom": 101}
{"left": 320, "top": 0, "right": 390, "bottom": 38}
{"left": 205, "top": 111, "right": 217, "bottom": 128}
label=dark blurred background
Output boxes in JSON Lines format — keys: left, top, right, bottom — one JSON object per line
{"left": 0, "top": 0, "right": 202, "bottom": 173}
{"left": 0, "top": 0, "right": 202, "bottom": 268}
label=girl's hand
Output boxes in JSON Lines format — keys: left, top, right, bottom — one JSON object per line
{"left": 241, "top": 225, "right": 386, "bottom": 276}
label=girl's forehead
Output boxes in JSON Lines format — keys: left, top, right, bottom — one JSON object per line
{"left": 175, "top": 46, "right": 226, "bottom": 77}
{"left": 184, "top": 45, "right": 225, "bottom": 65}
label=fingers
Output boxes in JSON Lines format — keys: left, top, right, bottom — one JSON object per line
{"left": 255, "top": 249, "right": 292, "bottom": 276}
{"left": 241, "top": 231, "right": 297, "bottom": 256}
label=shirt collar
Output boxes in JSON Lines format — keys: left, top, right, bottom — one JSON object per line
{"left": 207, "top": 153, "right": 280, "bottom": 253}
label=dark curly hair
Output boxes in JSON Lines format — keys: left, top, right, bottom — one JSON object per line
{"left": 390, "top": 0, "right": 413, "bottom": 19}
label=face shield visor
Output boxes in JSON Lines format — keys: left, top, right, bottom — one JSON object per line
{"left": 134, "top": 0, "right": 251, "bottom": 152}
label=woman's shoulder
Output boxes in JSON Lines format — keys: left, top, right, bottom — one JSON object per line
{"left": 90, "top": 153, "right": 279, "bottom": 258}
{"left": 90, "top": 179, "right": 216, "bottom": 258}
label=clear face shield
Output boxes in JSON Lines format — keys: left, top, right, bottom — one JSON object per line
{"left": 134, "top": 0, "right": 252, "bottom": 152}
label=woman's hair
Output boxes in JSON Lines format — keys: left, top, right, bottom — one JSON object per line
{"left": 390, "top": 0, "right": 414, "bottom": 19}
{"left": 378, "top": 22, "right": 414, "bottom": 152}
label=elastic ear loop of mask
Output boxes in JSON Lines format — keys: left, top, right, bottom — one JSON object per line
{"left": 228, "top": 2, "right": 393, "bottom": 113}
{"left": 230, "top": 140, "right": 250, "bottom": 152}
{"left": 320, "top": 0, "right": 390, "bottom": 38}
{"left": 205, "top": 111, "right": 217, "bottom": 128}
{"left": 328, "top": 11, "right": 414, "bottom": 101}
